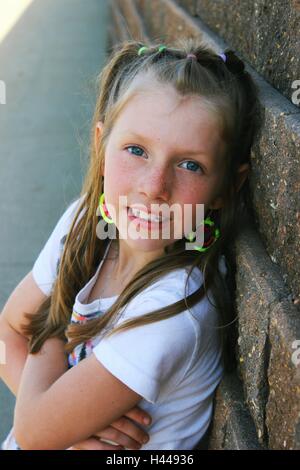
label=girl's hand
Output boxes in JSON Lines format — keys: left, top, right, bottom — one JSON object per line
{"left": 68, "top": 406, "right": 151, "bottom": 450}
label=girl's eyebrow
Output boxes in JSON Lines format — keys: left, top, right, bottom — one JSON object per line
{"left": 121, "top": 131, "right": 210, "bottom": 158}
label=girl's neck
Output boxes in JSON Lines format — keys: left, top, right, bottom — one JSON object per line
{"left": 108, "top": 238, "right": 164, "bottom": 282}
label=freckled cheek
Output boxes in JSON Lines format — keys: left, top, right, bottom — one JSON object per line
{"left": 178, "top": 185, "right": 209, "bottom": 227}
{"left": 103, "top": 152, "right": 136, "bottom": 210}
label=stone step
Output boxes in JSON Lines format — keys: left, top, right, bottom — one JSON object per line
{"left": 109, "top": 0, "right": 300, "bottom": 307}
{"left": 175, "top": 0, "right": 300, "bottom": 106}
{"left": 208, "top": 371, "right": 265, "bottom": 449}
{"left": 235, "top": 211, "right": 300, "bottom": 449}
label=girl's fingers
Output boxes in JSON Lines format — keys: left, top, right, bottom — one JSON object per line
{"left": 67, "top": 437, "right": 124, "bottom": 451}
{"left": 111, "top": 416, "right": 150, "bottom": 446}
{"left": 93, "top": 425, "right": 142, "bottom": 450}
{"left": 123, "top": 406, "right": 152, "bottom": 427}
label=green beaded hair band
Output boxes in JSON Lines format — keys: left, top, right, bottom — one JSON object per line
{"left": 138, "top": 45, "right": 167, "bottom": 55}
{"left": 138, "top": 45, "right": 227, "bottom": 63}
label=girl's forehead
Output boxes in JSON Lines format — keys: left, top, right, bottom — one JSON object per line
{"left": 120, "top": 84, "right": 216, "bottom": 120}
{"left": 111, "top": 87, "right": 224, "bottom": 157}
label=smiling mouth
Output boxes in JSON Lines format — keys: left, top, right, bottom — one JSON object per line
{"left": 127, "top": 206, "right": 170, "bottom": 229}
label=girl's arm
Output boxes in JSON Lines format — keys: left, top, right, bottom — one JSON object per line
{"left": 0, "top": 272, "right": 150, "bottom": 450}
{"left": 0, "top": 271, "right": 49, "bottom": 396}
{"left": 0, "top": 325, "right": 150, "bottom": 450}
{"left": 0, "top": 315, "right": 29, "bottom": 396}
{"left": 14, "top": 337, "right": 143, "bottom": 450}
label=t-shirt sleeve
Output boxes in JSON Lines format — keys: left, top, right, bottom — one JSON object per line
{"left": 32, "top": 196, "right": 85, "bottom": 296}
{"left": 92, "top": 273, "right": 197, "bottom": 404}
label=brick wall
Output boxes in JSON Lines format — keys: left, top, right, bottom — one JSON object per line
{"left": 106, "top": 0, "right": 300, "bottom": 450}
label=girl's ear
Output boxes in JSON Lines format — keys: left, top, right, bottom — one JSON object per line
{"left": 235, "top": 163, "right": 250, "bottom": 192}
{"left": 94, "top": 121, "right": 104, "bottom": 153}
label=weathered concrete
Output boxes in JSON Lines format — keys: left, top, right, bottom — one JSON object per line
{"left": 208, "top": 372, "right": 264, "bottom": 449}
{"left": 266, "top": 301, "right": 300, "bottom": 449}
{"left": 235, "top": 216, "right": 300, "bottom": 449}
{"left": 176, "top": 0, "right": 300, "bottom": 106}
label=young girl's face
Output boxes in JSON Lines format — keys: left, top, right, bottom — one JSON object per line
{"left": 97, "top": 82, "right": 227, "bottom": 255}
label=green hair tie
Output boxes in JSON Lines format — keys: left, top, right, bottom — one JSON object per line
{"left": 138, "top": 46, "right": 148, "bottom": 55}
{"left": 138, "top": 45, "right": 167, "bottom": 56}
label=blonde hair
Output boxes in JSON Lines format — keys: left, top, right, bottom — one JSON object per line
{"left": 21, "top": 38, "right": 262, "bottom": 373}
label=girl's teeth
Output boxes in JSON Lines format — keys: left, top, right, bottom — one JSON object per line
{"left": 130, "top": 208, "right": 163, "bottom": 222}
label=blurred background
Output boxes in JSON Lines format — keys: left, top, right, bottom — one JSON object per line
{"left": 0, "top": 0, "right": 109, "bottom": 443}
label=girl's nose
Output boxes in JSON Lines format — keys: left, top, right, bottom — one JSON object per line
{"left": 137, "top": 165, "right": 171, "bottom": 201}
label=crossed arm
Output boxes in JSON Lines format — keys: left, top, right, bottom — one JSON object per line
{"left": 14, "top": 337, "right": 143, "bottom": 450}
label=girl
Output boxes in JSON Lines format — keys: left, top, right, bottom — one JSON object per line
{"left": 1, "top": 38, "right": 261, "bottom": 450}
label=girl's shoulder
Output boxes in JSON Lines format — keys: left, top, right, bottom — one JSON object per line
{"left": 129, "top": 253, "right": 228, "bottom": 310}
{"left": 52, "top": 193, "right": 87, "bottom": 247}
{"left": 31, "top": 194, "right": 87, "bottom": 297}
{"left": 184, "top": 254, "right": 228, "bottom": 280}
{"left": 117, "top": 263, "right": 207, "bottom": 322}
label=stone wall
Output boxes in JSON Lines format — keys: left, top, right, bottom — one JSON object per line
{"left": 106, "top": 0, "right": 300, "bottom": 450}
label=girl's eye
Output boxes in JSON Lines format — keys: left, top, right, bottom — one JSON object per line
{"left": 179, "top": 161, "right": 204, "bottom": 174}
{"left": 124, "top": 146, "right": 204, "bottom": 174}
{"left": 125, "top": 145, "right": 145, "bottom": 157}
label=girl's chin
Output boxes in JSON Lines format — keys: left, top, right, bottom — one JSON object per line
{"left": 117, "top": 232, "right": 173, "bottom": 251}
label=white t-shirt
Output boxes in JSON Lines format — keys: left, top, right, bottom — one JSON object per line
{"left": 1, "top": 196, "right": 227, "bottom": 450}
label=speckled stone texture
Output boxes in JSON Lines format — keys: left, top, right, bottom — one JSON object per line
{"left": 235, "top": 216, "right": 300, "bottom": 449}
{"left": 135, "top": 0, "right": 204, "bottom": 43}
{"left": 266, "top": 302, "right": 300, "bottom": 449}
{"left": 176, "top": 0, "right": 300, "bottom": 106}
{"left": 249, "top": 84, "right": 300, "bottom": 303}
{"left": 208, "top": 372, "right": 264, "bottom": 449}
